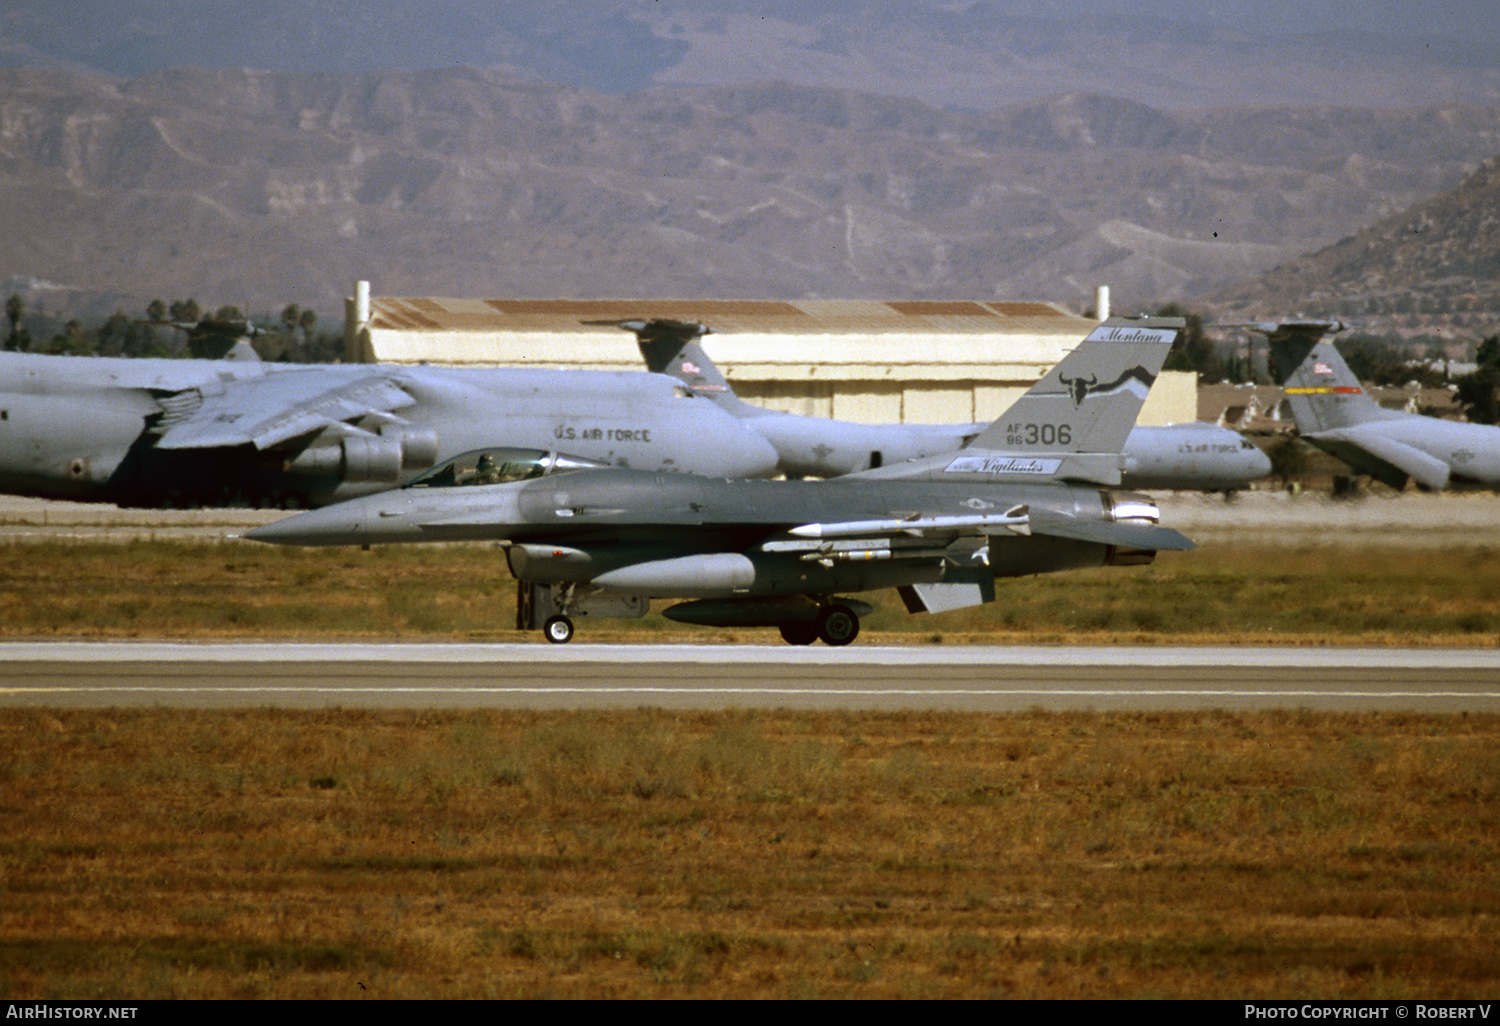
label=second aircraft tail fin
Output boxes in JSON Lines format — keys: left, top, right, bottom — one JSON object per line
{"left": 610, "top": 318, "right": 761, "bottom": 417}
{"left": 1257, "top": 321, "right": 1392, "bottom": 433}
{"left": 950, "top": 317, "right": 1181, "bottom": 484}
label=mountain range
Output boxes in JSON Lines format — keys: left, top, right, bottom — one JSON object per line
{"left": 2, "top": 65, "right": 1497, "bottom": 330}
{"left": 0, "top": 2, "right": 1497, "bottom": 335}
{"left": 1214, "top": 156, "right": 1500, "bottom": 335}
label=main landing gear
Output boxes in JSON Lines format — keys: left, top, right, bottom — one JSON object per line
{"left": 777, "top": 604, "right": 860, "bottom": 647}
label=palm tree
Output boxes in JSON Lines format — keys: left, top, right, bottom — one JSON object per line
{"left": 5, "top": 294, "right": 24, "bottom": 351}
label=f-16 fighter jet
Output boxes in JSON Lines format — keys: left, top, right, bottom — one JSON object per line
{"left": 245, "top": 318, "right": 1193, "bottom": 644}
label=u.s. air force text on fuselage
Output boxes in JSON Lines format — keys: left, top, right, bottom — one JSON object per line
{"left": 553, "top": 425, "right": 654, "bottom": 443}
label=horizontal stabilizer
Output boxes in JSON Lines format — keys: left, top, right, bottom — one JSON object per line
{"left": 898, "top": 578, "right": 996, "bottom": 615}
{"left": 1029, "top": 515, "right": 1195, "bottom": 552}
{"left": 1309, "top": 428, "right": 1451, "bottom": 491}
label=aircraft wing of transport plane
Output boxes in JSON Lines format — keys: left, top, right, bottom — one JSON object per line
{"left": 615, "top": 317, "right": 1271, "bottom": 491}
{"left": 245, "top": 317, "right": 1195, "bottom": 645}
{"left": 0, "top": 341, "right": 779, "bottom": 509}
{"left": 1262, "top": 320, "right": 1500, "bottom": 491}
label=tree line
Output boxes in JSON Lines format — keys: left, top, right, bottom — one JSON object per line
{"left": 3, "top": 295, "right": 342, "bottom": 362}
{"left": 1150, "top": 303, "right": 1500, "bottom": 425}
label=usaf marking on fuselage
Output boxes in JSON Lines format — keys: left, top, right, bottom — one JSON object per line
{"left": 246, "top": 318, "right": 1194, "bottom": 646}
{"left": 1261, "top": 320, "right": 1500, "bottom": 490}
{"left": 613, "top": 317, "right": 1270, "bottom": 491}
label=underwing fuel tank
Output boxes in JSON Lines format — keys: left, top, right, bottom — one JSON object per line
{"left": 591, "top": 553, "right": 756, "bottom": 595}
{"left": 663, "top": 595, "right": 876, "bottom": 627}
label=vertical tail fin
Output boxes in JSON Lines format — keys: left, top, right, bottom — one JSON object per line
{"left": 1258, "top": 321, "right": 1390, "bottom": 433}
{"left": 955, "top": 317, "right": 1180, "bottom": 483}
{"left": 611, "top": 318, "right": 760, "bottom": 417}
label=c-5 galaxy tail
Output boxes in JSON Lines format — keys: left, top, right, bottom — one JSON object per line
{"left": 623, "top": 319, "right": 761, "bottom": 418}
{"left": 1261, "top": 321, "right": 1388, "bottom": 434}
{"left": 1258, "top": 320, "right": 1459, "bottom": 490}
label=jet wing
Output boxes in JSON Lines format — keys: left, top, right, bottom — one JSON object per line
{"left": 1306, "top": 427, "right": 1451, "bottom": 491}
{"left": 155, "top": 371, "right": 416, "bottom": 450}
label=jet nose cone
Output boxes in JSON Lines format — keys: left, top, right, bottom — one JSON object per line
{"left": 1247, "top": 447, "right": 1273, "bottom": 479}
{"left": 721, "top": 427, "right": 780, "bottom": 479}
{"left": 243, "top": 504, "right": 365, "bottom": 546}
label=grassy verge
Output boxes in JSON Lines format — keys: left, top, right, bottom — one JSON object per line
{"left": 0, "top": 539, "right": 1495, "bottom": 645}
{"left": 1, "top": 707, "right": 1495, "bottom": 998}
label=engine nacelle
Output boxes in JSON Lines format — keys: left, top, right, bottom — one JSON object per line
{"left": 390, "top": 425, "right": 439, "bottom": 469}
{"left": 340, "top": 434, "right": 403, "bottom": 483}
{"left": 284, "top": 426, "right": 440, "bottom": 484}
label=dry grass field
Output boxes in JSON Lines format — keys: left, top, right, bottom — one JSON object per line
{"left": 0, "top": 537, "right": 1495, "bottom": 646}
{"left": 1, "top": 706, "right": 1496, "bottom": 999}
{"left": 0, "top": 497, "right": 1497, "bottom": 998}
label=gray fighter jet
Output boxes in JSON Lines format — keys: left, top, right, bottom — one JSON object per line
{"left": 616, "top": 318, "right": 1271, "bottom": 491}
{"left": 1263, "top": 321, "right": 1500, "bottom": 490}
{"left": 245, "top": 318, "right": 1194, "bottom": 644}
{"left": 0, "top": 342, "right": 778, "bottom": 508}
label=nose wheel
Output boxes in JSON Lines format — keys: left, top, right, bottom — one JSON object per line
{"left": 543, "top": 615, "right": 575, "bottom": 644}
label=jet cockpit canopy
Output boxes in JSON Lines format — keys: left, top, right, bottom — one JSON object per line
{"left": 404, "top": 447, "right": 611, "bottom": 489}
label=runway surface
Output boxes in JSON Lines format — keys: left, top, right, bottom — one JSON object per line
{"left": 1, "top": 642, "right": 1497, "bottom": 712}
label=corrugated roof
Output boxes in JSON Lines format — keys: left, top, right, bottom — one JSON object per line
{"left": 368, "top": 297, "right": 1089, "bottom": 337}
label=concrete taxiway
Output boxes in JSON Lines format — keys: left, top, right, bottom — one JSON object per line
{"left": 1, "top": 643, "right": 1496, "bottom": 712}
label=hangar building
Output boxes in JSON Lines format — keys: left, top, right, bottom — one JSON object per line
{"left": 342, "top": 283, "right": 1196, "bottom": 426}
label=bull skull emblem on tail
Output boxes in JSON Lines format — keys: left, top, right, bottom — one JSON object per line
{"left": 1060, "top": 373, "right": 1096, "bottom": 406}
{"left": 1059, "top": 367, "right": 1157, "bottom": 406}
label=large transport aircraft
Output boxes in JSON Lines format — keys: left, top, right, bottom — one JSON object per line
{"left": 1264, "top": 320, "right": 1500, "bottom": 490}
{"left": 616, "top": 317, "right": 1271, "bottom": 491}
{"left": 246, "top": 318, "right": 1194, "bottom": 645}
{"left": 0, "top": 332, "right": 779, "bottom": 509}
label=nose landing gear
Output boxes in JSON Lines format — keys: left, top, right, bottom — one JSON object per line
{"left": 541, "top": 583, "right": 579, "bottom": 644}
{"left": 543, "top": 615, "right": 574, "bottom": 644}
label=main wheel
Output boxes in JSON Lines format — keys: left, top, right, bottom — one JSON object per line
{"left": 817, "top": 604, "right": 860, "bottom": 646}
{"left": 778, "top": 621, "right": 819, "bottom": 646}
{"left": 543, "top": 615, "right": 575, "bottom": 644}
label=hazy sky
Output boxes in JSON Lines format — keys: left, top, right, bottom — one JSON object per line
{"left": 2, "top": 1, "right": 1497, "bottom": 107}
